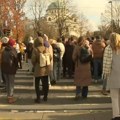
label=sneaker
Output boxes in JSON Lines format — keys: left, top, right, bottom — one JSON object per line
{"left": 74, "top": 95, "right": 80, "bottom": 101}
{"left": 51, "top": 80, "right": 56, "bottom": 85}
{"left": 43, "top": 96, "right": 47, "bottom": 102}
{"left": 8, "top": 97, "right": 17, "bottom": 104}
{"left": 34, "top": 99, "right": 41, "bottom": 103}
{"left": 101, "top": 90, "right": 108, "bottom": 95}
{"left": 94, "top": 80, "right": 98, "bottom": 83}
{"left": 111, "top": 117, "right": 120, "bottom": 120}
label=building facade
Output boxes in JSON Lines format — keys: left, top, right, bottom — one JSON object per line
{"left": 44, "top": 0, "right": 80, "bottom": 37}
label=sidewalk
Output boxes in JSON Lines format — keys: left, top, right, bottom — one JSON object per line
{"left": 0, "top": 110, "right": 112, "bottom": 120}
{"left": 0, "top": 61, "right": 112, "bottom": 120}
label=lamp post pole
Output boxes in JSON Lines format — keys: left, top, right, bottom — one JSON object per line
{"left": 109, "top": 1, "right": 113, "bottom": 32}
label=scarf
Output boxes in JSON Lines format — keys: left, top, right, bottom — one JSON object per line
{"left": 102, "top": 45, "right": 113, "bottom": 79}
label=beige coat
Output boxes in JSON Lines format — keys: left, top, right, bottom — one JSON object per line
{"left": 72, "top": 45, "right": 92, "bottom": 86}
{"left": 108, "top": 51, "right": 120, "bottom": 89}
{"left": 31, "top": 46, "right": 51, "bottom": 77}
{"left": 48, "top": 45, "right": 53, "bottom": 71}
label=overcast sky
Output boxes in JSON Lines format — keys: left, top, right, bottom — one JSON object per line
{"left": 71, "top": 0, "right": 110, "bottom": 30}
{"left": 25, "top": 0, "right": 112, "bottom": 31}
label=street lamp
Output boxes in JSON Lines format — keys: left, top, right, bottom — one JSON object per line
{"left": 108, "top": 1, "right": 113, "bottom": 32}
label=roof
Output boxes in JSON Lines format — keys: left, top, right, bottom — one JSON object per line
{"left": 47, "top": 1, "right": 64, "bottom": 10}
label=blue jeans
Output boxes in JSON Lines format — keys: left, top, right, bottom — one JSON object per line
{"left": 76, "top": 86, "right": 88, "bottom": 97}
{"left": 103, "top": 78, "right": 107, "bottom": 90}
{"left": 53, "top": 62, "right": 58, "bottom": 81}
{"left": 3, "top": 74, "right": 15, "bottom": 97}
{"left": 57, "top": 58, "right": 62, "bottom": 80}
{"left": 93, "top": 58, "right": 103, "bottom": 80}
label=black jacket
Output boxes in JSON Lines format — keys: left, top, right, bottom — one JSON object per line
{"left": 1, "top": 45, "right": 18, "bottom": 74}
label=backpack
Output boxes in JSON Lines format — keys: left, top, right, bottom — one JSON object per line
{"left": 2, "top": 47, "right": 18, "bottom": 68}
{"left": 79, "top": 46, "right": 92, "bottom": 64}
{"left": 37, "top": 48, "right": 51, "bottom": 67}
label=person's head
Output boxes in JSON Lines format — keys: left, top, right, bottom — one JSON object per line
{"left": 29, "top": 36, "right": 34, "bottom": 44}
{"left": 29, "top": 36, "right": 33, "bottom": 40}
{"left": 49, "top": 39, "right": 56, "bottom": 45}
{"left": 37, "top": 31, "right": 44, "bottom": 37}
{"left": 1, "top": 37, "right": 9, "bottom": 47}
{"left": 8, "top": 39, "right": 16, "bottom": 48}
{"left": 35, "top": 37, "right": 44, "bottom": 47}
{"left": 77, "top": 36, "right": 86, "bottom": 46}
{"left": 95, "top": 36, "right": 101, "bottom": 41}
{"left": 57, "top": 37, "right": 62, "bottom": 42}
{"left": 110, "top": 32, "right": 120, "bottom": 51}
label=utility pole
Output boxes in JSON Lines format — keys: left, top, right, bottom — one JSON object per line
{"left": 108, "top": 1, "right": 113, "bottom": 32}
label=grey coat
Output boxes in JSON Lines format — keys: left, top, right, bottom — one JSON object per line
{"left": 107, "top": 51, "right": 120, "bottom": 88}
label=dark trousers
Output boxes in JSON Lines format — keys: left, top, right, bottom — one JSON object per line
{"left": 93, "top": 58, "right": 103, "bottom": 80}
{"left": 35, "top": 76, "right": 49, "bottom": 100}
{"left": 63, "top": 62, "right": 74, "bottom": 78}
{"left": 17, "top": 53, "right": 22, "bottom": 68}
{"left": 76, "top": 86, "right": 88, "bottom": 97}
{"left": 3, "top": 73, "right": 15, "bottom": 97}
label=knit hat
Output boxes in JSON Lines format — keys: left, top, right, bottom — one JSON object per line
{"left": 44, "top": 40, "right": 50, "bottom": 48}
{"left": 8, "top": 39, "right": 16, "bottom": 47}
{"left": 1, "top": 37, "right": 9, "bottom": 43}
{"left": 29, "top": 36, "right": 34, "bottom": 43}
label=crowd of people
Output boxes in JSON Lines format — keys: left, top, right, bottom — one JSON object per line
{"left": 0, "top": 32, "right": 120, "bottom": 120}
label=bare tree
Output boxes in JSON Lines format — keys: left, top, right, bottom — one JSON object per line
{"left": 78, "top": 13, "right": 91, "bottom": 36}
{"left": 100, "top": 1, "right": 120, "bottom": 34}
{"left": 30, "top": 0, "right": 48, "bottom": 33}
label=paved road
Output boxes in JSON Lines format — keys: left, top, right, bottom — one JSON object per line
{"left": 0, "top": 62, "right": 112, "bottom": 119}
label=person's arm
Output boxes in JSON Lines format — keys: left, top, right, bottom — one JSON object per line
{"left": 31, "top": 48, "right": 37, "bottom": 66}
{"left": 72, "top": 45, "right": 78, "bottom": 63}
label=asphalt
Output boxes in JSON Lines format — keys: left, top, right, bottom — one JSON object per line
{"left": 0, "top": 110, "right": 112, "bottom": 120}
{"left": 0, "top": 61, "right": 113, "bottom": 120}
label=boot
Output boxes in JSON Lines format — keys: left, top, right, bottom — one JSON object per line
{"left": 8, "top": 97, "right": 16, "bottom": 104}
{"left": 74, "top": 94, "right": 80, "bottom": 101}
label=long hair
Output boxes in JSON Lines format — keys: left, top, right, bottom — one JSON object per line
{"left": 110, "top": 33, "right": 120, "bottom": 52}
{"left": 77, "top": 36, "right": 89, "bottom": 48}
{"left": 77, "top": 36, "right": 86, "bottom": 46}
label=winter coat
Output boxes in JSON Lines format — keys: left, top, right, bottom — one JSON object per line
{"left": 56, "top": 42, "right": 65, "bottom": 59}
{"left": 72, "top": 45, "right": 92, "bottom": 86}
{"left": 63, "top": 43, "right": 74, "bottom": 66}
{"left": 107, "top": 50, "right": 120, "bottom": 89}
{"left": 26, "top": 43, "right": 34, "bottom": 59}
{"left": 31, "top": 46, "right": 52, "bottom": 77}
{"left": 48, "top": 45, "right": 53, "bottom": 71}
{"left": 92, "top": 40, "right": 106, "bottom": 59}
{"left": 1, "top": 46, "right": 18, "bottom": 74}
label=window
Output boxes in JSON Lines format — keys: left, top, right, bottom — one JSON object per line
{"left": 48, "top": 17, "right": 51, "bottom": 21}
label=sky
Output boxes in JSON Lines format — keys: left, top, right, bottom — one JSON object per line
{"left": 71, "top": 0, "right": 109, "bottom": 30}
{"left": 25, "top": 0, "right": 111, "bottom": 31}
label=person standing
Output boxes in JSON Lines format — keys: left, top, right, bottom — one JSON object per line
{"left": 63, "top": 37, "right": 74, "bottom": 79}
{"left": 31, "top": 37, "right": 51, "bottom": 103}
{"left": 16, "top": 40, "right": 22, "bottom": 69}
{"left": 26, "top": 40, "right": 34, "bottom": 72}
{"left": 102, "top": 33, "right": 120, "bottom": 120}
{"left": 56, "top": 37, "right": 65, "bottom": 80}
{"left": 92, "top": 36, "right": 106, "bottom": 82}
{"left": 72, "top": 36, "right": 92, "bottom": 100}
{"left": 1, "top": 39, "right": 18, "bottom": 104}
{"left": 0, "top": 37, "right": 9, "bottom": 88}
{"left": 50, "top": 40, "right": 61, "bottom": 84}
